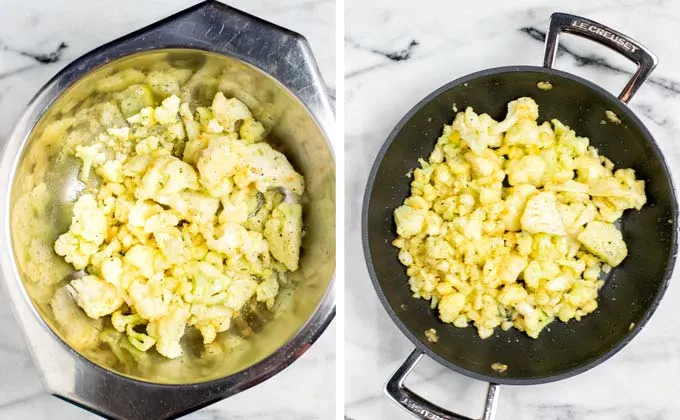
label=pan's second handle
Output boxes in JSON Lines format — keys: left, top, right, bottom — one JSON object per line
{"left": 385, "top": 350, "right": 500, "bottom": 420}
{"left": 542, "top": 12, "right": 657, "bottom": 103}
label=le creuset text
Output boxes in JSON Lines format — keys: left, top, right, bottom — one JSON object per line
{"left": 570, "top": 20, "right": 639, "bottom": 53}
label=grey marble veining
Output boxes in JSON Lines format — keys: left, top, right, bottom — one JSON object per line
{"left": 345, "top": 0, "right": 680, "bottom": 419}
{"left": 0, "top": 1, "right": 335, "bottom": 419}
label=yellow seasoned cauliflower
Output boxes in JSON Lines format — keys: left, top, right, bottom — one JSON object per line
{"left": 521, "top": 191, "right": 566, "bottom": 236}
{"left": 68, "top": 275, "right": 124, "bottom": 319}
{"left": 577, "top": 221, "right": 628, "bottom": 267}
{"left": 452, "top": 107, "right": 502, "bottom": 154}
{"left": 75, "top": 143, "right": 106, "bottom": 182}
{"left": 127, "top": 276, "right": 173, "bottom": 321}
{"left": 224, "top": 276, "right": 258, "bottom": 311}
{"left": 256, "top": 274, "right": 280, "bottom": 309}
{"left": 161, "top": 191, "right": 220, "bottom": 226}
{"left": 147, "top": 301, "right": 191, "bottom": 359}
{"left": 196, "top": 136, "right": 239, "bottom": 197}
{"left": 48, "top": 86, "right": 304, "bottom": 359}
{"left": 264, "top": 202, "right": 303, "bottom": 271}
{"left": 211, "top": 92, "right": 252, "bottom": 132}
{"left": 394, "top": 205, "right": 427, "bottom": 237}
{"left": 189, "top": 304, "right": 234, "bottom": 344}
{"left": 393, "top": 97, "right": 645, "bottom": 340}
{"left": 54, "top": 194, "right": 108, "bottom": 270}
{"left": 136, "top": 155, "right": 199, "bottom": 201}
{"left": 234, "top": 143, "right": 305, "bottom": 195}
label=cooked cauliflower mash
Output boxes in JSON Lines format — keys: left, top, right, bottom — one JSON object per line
{"left": 393, "top": 97, "right": 645, "bottom": 339}
{"left": 52, "top": 90, "right": 304, "bottom": 359}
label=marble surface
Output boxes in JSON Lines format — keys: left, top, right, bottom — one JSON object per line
{"left": 0, "top": 1, "right": 335, "bottom": 419}
{"left": 345, "top": 0, "right": 680, "bottom": 419}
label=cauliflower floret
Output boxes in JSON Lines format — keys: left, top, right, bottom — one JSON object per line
{"left": 110, "top": 311, "right": 156, "bottom": 351}
{"left": 438, "top": 293, "right": 466, "bottom": 323}
{"left": 206, "top": 222, "right": 248, "bottom": 255}
{"left": 506, "top": 154, "right": 546, "bottom": 186}
{"left": 239, "top": 119, "right": 266, "bottom": 143}
{"left": 127, "top": 200, "right": 163, "bottom": 229}
{"left": 394, "top": 205, "right": 426, "bottom": 237}
{"left": 498, "top": 283, "right": 528, "bottom": 306}
{"left": 495, "top": 97, "right": 539, "bottom": 133}
{"left": 75, "top": 143, "right": 106, "bottom": 182}
{"left": 521, "top": 191, "right": 566, "bottom": 236}
{"left": 100, "top": 257, "right": 123, "bottom": 287}
{"left": 219, "top": 194, "right": 250, "bottom": 224}
{"left": 97, "top": 160, "right": 125, "bottom": 183}
{"left": 54, "top": 233, "right": 100, "bottom": 270}
{"left": 181, "top": 261, "right": 231, "bottom": 305}
{"left": 241, "top": 230, "right": 270, "bottom": 266}
{"left": 574, "top": 155, "right": 610, "bottom": 182}
{"left": 147, "top": 301, "right": 190, "bottom": 359}
{"left": 161, "top": 191, "right": 219, "bottom": 225}
{"left": 196, "top": 136, "right": 239, "bottom": 197}
{"left": 465, "top": 150, "right": 501, "bottom": 178}
{"left": 128, "top": 277, "right": 173, "bottom": 321}
{"left": 452, "top": 107, "right": 502, "bottom": 154}
{"left": 264, "top": 202, "right": 303, "bottom": 271}
{"left": 211, "top": 92, "right": 252, "bottom": 132}
{"left": 127, "top": 106, "right": 156, "bottom": 126}
{"left": 124, "top": 244, "right": 157, "bottom": 278}
{"left": 54, "top": 194, "right": 108, "bottom": 270}
{"left": 136, "top": 155, "right": 199, "bottom": 200}
{"left": 499, "top": 253, "right": 527, "bottom": 284}
{"left": 144, "top": 211, "right": 180, "bottom": 234}
{"left": 224, "top": 277, "right": 258, "bottom": 310}
{"left": 256, "top": 274, "right": 280, "bottom": 309}
{"left": 68, "top": 275, "right": 124, "bottom": 319}
{"left": 153, "top": 95, "right": 181, "bottom": 126}
{"left": 588, "top": 169, "right": 647, "bottom": 212}
{"left": 234, "top": 143, "right": 305, "bottom": 195}
{"left": 154, "top": 227, "right": 189, "bottom": 264}
{"left": 501, "top": 184, "right": 537, "bottom": 231}
{"left": 189, "top": 304, "right": 234, "bottom": 344}
{"left": 577, "top": 221, "right": 628, "bottom": 267}
{"left": 123, "top": 155, "right": 151, "bottom": 177}
{"left": 504, "top": 120, "right": 554, "bottom": 148}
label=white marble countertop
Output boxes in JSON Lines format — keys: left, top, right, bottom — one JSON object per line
{"left": 0, "top": 1, "right": 335, "bottom": 419}
{"left": 345, "top": 0, "right": 680, "bottom": 419}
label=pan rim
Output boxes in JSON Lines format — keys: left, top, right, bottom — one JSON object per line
{"left": 361, "top": 64, "right": 679, "bottom": 386}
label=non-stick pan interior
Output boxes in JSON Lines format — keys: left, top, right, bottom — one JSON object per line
{"left": 363, "top": 67, "right": 677, "bottom": 384}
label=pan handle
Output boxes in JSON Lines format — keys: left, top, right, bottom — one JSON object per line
{"left": 542, "top": 12, "right": 658, "bottom": 103}
{"left": 385, "top": 349, "right": 500, "bottom": 420}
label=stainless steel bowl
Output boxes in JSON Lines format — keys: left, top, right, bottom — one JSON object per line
{"left": 0, "top": 2, "right": 335, "bottom": 419}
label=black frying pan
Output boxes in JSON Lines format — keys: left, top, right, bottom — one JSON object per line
{"left": 362, "top": 12, "right": 678, "bottom": 420}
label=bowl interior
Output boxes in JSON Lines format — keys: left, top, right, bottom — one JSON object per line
{"left": 9, "top": 49, "right": 335, "bottom": 384}
{"left": 364, "top": 67, "right": 677, "bottom": 384}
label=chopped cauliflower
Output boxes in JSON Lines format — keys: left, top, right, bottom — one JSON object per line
{"left": 577, "top": 221, "right": 628, "bottom": 267}
{"left": 54, "top": 194, "right": 108, "bottom": 270}
{"left": 264, "top": 202, "right": 303, "bottom": 271}
{"left": 521, "top": 191, "right": 566, "bottom": 236}
{"left": 147, "top": 301, "right": 190, "bottom": 359}
{"left": 49, "top": 89, "right": 304, "bottom": 359}
{"left": 211, "top": 92, "right": 252, "bottom": 132}
{"left": 68, "top": 275, "right": 124, "bottom": 319}
{"left": 234, "top": 143, "right": 305, "bottom": 195}
{"left": 394, "top": 97, "right": 645, "bottom": 340}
